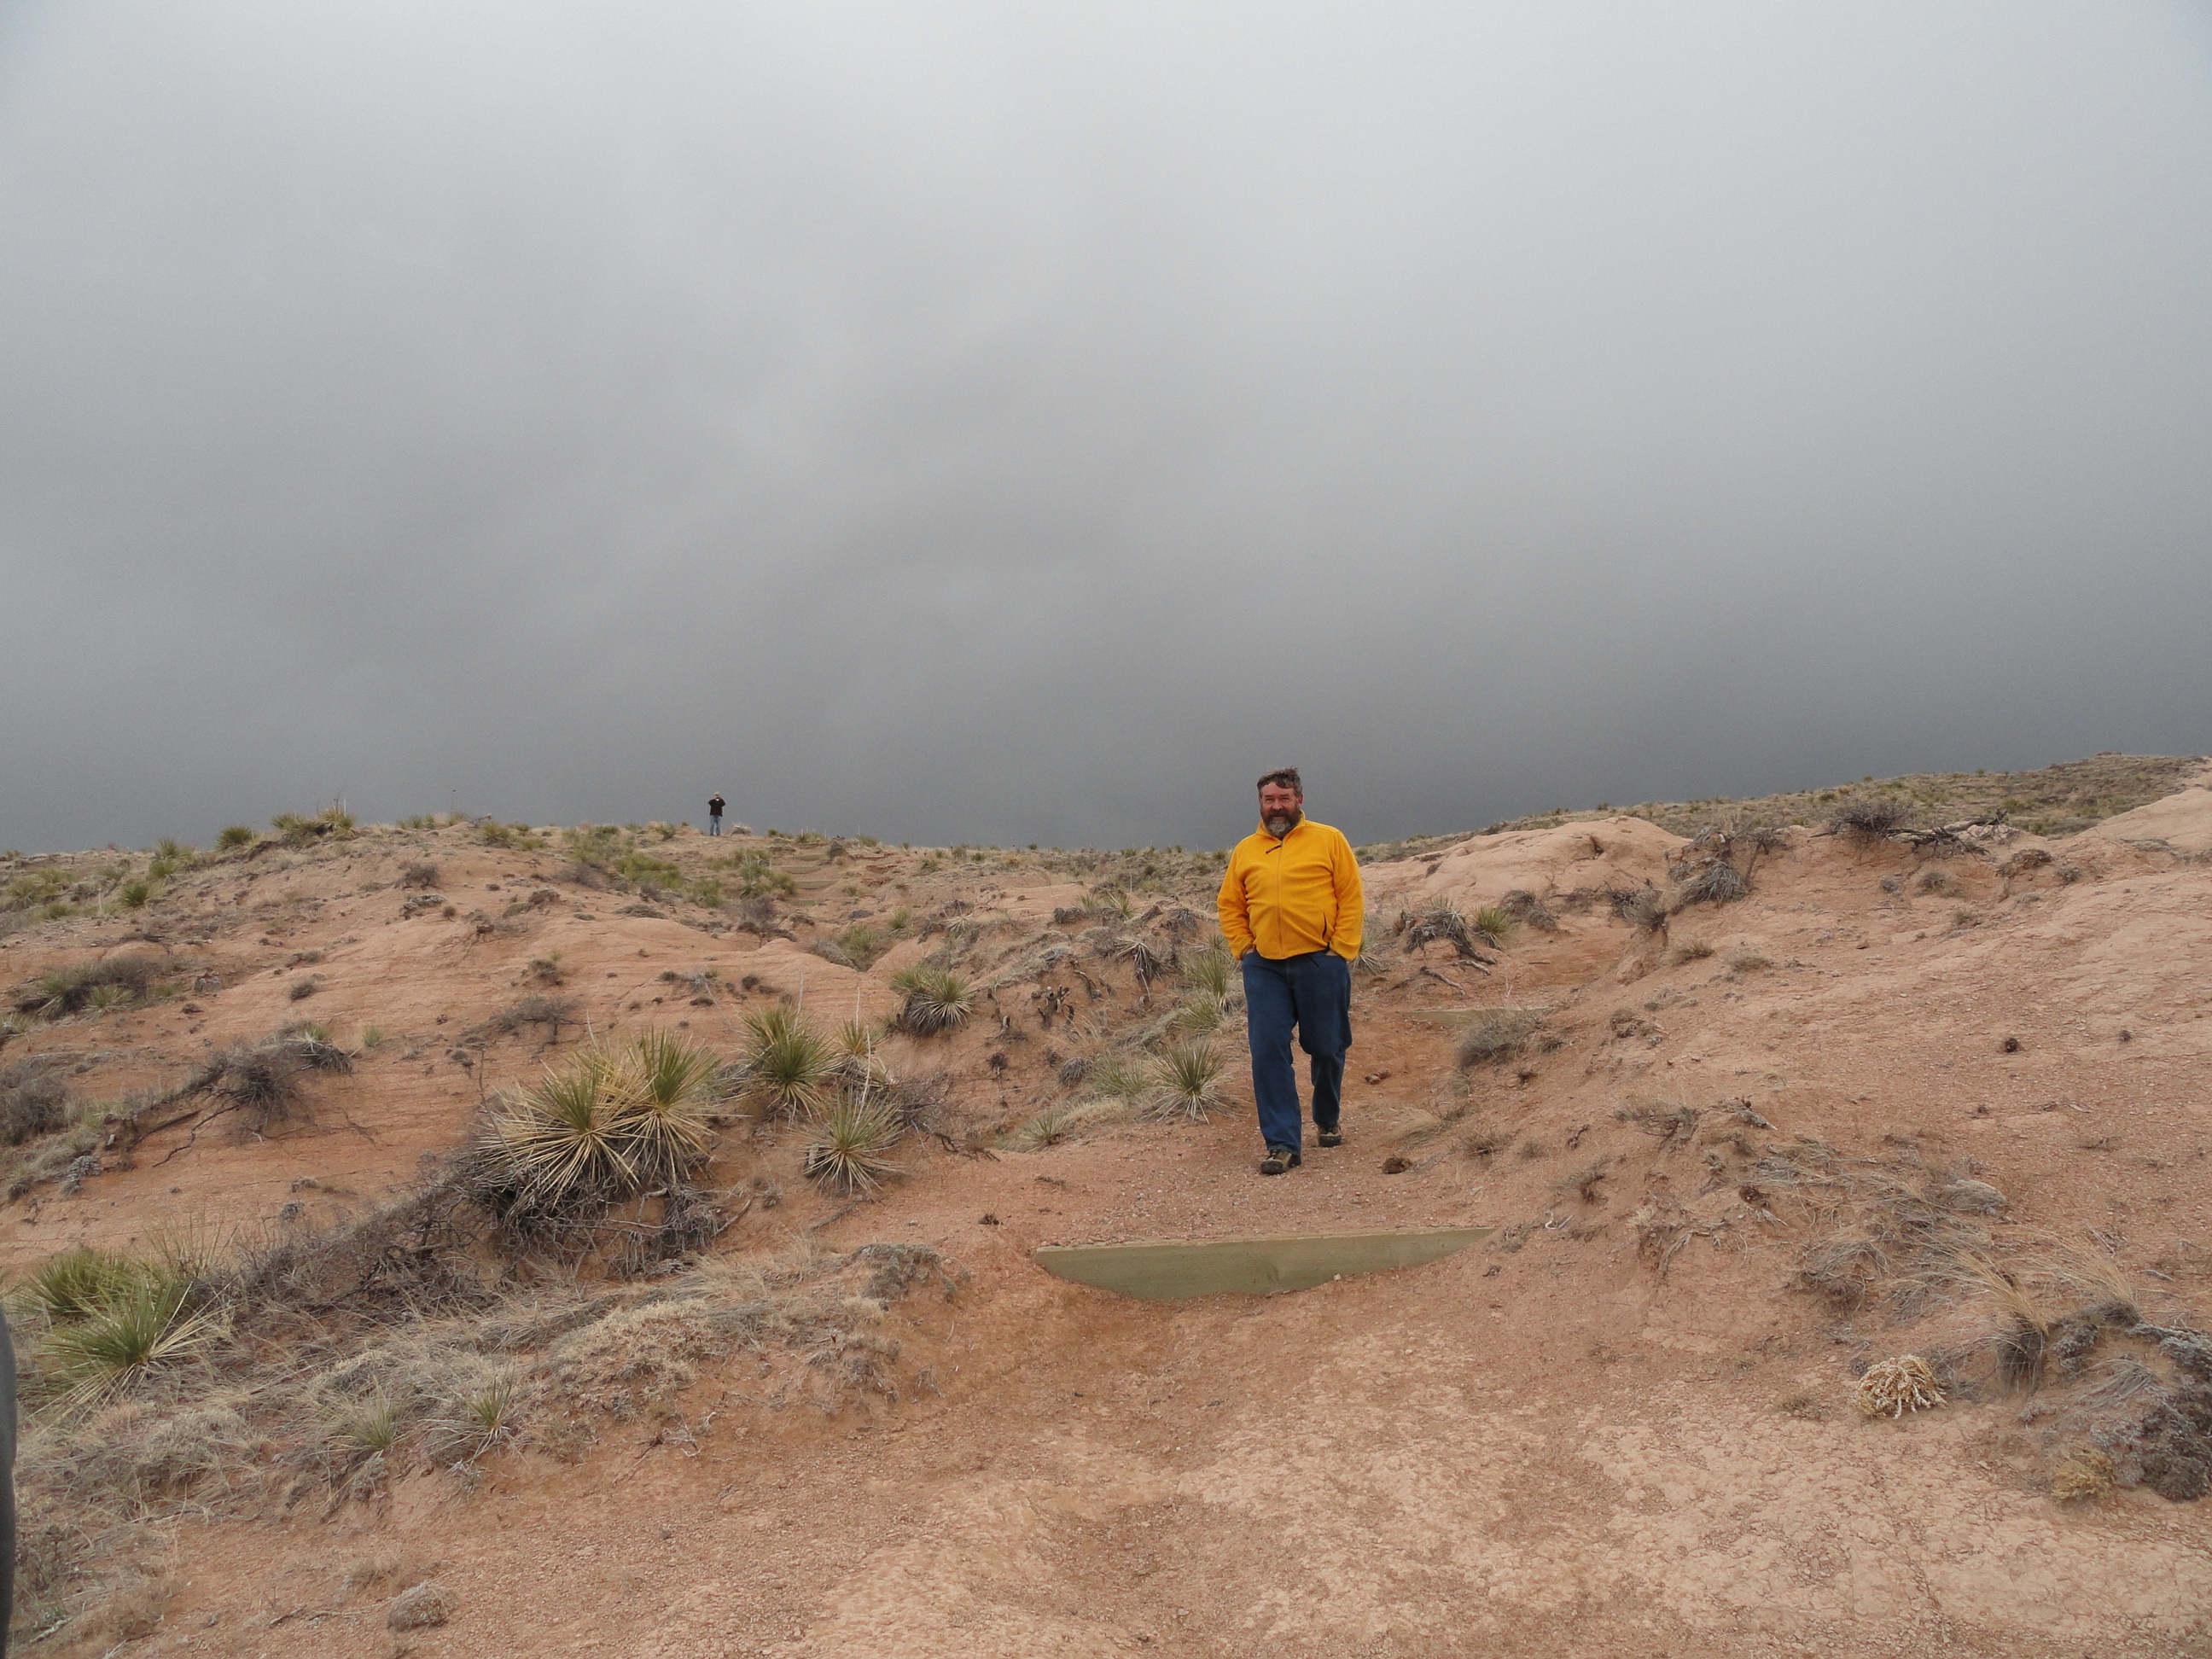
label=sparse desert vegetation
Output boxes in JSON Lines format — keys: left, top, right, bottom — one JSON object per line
{"left": 0, "top": 755, "right": 2205, "bottom": 1651}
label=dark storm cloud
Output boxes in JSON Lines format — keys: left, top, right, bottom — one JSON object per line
{"left": 3, "top": 2, "right": 2209, "bottom": 853}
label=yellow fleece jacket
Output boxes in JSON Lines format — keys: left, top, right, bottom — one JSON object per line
{"left": 1217, "top": 818, "right": 1365, "bottom": 961}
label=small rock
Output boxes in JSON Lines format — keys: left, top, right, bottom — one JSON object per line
{"left": 387, "top": 1582, "right": 453, "bottom": 1631}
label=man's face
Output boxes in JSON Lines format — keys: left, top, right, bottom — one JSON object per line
{"left": 1259, "top": 783, "right": 1303, "bottom": 837}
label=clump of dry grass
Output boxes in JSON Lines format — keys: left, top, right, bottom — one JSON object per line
{"left": 1455, "top": 1007, "right": 1547, "bottom": 1068}
{"left": 1674, "top": 859, "right": 1749, "bottom": 907}
{"left": 15, "top": 956, "right": 163, "bottom": 1017}
{"left": 0, "top": 1057, "right": 71, "bottom": 1144}
{"left": 1854, "top": 1355, "right": 1946, "bottom": 1417}
{"left": 2049, "top": 1447, "right": 2115, "bottom": 1502}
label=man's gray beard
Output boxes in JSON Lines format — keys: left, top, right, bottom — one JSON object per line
{"left": 1266, "top": 812, "right": 1301, "bottom": 836}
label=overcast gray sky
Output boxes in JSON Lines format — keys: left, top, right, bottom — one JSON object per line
{"left": 3, "top": 3, "right": 2209, "bottom": 854}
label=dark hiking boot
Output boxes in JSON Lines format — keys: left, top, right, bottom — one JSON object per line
{"left": 1260, "top": 1145, "right": 1301, "bottom": 1176}
{"left": 1317, "top": 1124, "right": 1343, "bottom": 1148}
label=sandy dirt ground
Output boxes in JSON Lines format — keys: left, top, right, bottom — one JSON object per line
{"left": 1, "top": 780, "right": 2209, "bottom": 1657}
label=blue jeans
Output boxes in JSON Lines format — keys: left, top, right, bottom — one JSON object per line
{"left": 707, "top": 818, "right": 722, "bottom": 835}
{"left": 1242, "top": 950, "right": 1351, "bottom": 1153}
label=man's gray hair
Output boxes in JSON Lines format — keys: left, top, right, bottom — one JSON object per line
{"left": 1256, "top": 767, "right": 1303, "bottom": 795}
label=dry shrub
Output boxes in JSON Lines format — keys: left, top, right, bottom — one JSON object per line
{"left": 1606, "top": 886, "right": 1668, "bottom": 933}
{"left": 1497, "top": 888, "right": 1558, "bottom": 931}
{"left": 228, "top": 1180, "right": 489, "bottom": 1329}
{"left": 487, "top": 993, "right": 583, "bottom": 1039}
{"left": 0, "top": 1057, "right": 70, "bottom": 1144}
{"left": 1615, "top": 1099, "right": 1699, "bottom": 1150}
{"left": 1554, "top": 1158, "right": 1610, "bottom": 1204}
{"left": 178, "top": 1030, "right": 352, "bottom": 1137}
{"left": 2050, "top": 1447, "right": 2115, "bottom": 1503}
{"left": 1459, "top": 1129, "right": 1507, "bottom": 1162}
{"left": 1854, "top": 1355, "right": 1946, "bottom": 1417}
{"left": 1454, "top": 1007, "right": 1547, "bottom": 1068}
{"left": 1401, "top": 905, "right": 1489, "bottom": 959}
{"left": 1674, "top": 859, "right": 1749, "bottom": 907}
{"left": 1831, "top": 799, "right": 1916, "bottom": 842}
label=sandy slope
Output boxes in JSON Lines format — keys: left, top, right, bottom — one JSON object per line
{"left": 2, "top": 785, "right": 2209, "bottom": 1657}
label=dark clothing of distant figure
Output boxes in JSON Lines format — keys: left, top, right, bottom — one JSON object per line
{"left": 1, "top": 1307, "right": 15, "bottom": 1657}
{"left": 1242, "top": 949, "right": 1352, "bottom": 1153}
{"left": 707, "top": 795, "right": 725, "bottom": 835}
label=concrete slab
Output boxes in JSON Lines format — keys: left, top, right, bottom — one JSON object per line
{"left": 1034, "top": 1225, "right": 1490, "bottom": 1301}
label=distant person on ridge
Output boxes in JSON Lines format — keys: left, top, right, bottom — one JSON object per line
{"left": 707, "top": 794, "right": 725, "bottom": 835}
{"left": 1217, "top": 767, "right": 1364, "bottom": 1176}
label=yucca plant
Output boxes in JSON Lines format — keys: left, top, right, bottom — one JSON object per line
{"left": 330, "top": 1388, "right": 406, "bottom": 1466}
{"left": 480, "top": 1047, "right": 641, "bottom": 1213}
{"left": 800, "top": 1097, "right": 904, "bottom": 1195}
{"left": 1116, "top": 938, "right": 1169, "bottom": 987}
{"left": 41, "top": 1275, "right": 218, "bottom": 1415}
{"left": 1084, "top": 1054, "right": 1146, "bottom": 1102}
{"left": 741, "top": 1005, "right": 835, "bottom": 1118}
{"left": 891, "top": 965, "right": 974, "bottom": 1035}
{"left": 31, "top": 1245, "right": 155, "bottom": 1324}
{"left": 1143, "top": 1039, "right": 1225, "bottom": 1121}
{"left": 1470, "top": 905, "right": 1516, "bottom": 948}
{"left": 1167, "top": 994, "right": 1227, "bottom": 1036}
{"left": 618, "top": 1029, "right": 721, "bottom": 1181}
{"left": 1182, "top": 946, "right": 1235, "bottom": 1000}
{"left": 1015, "top": 1103, "right": 1079, "bottom": 1149}
{"left": 426, "top": 1371, "right": 522, "bottom": 1464}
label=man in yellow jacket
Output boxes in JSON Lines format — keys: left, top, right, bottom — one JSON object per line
{"left": 1217, "top": 767, "right": 1364, "bottom": 1174}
